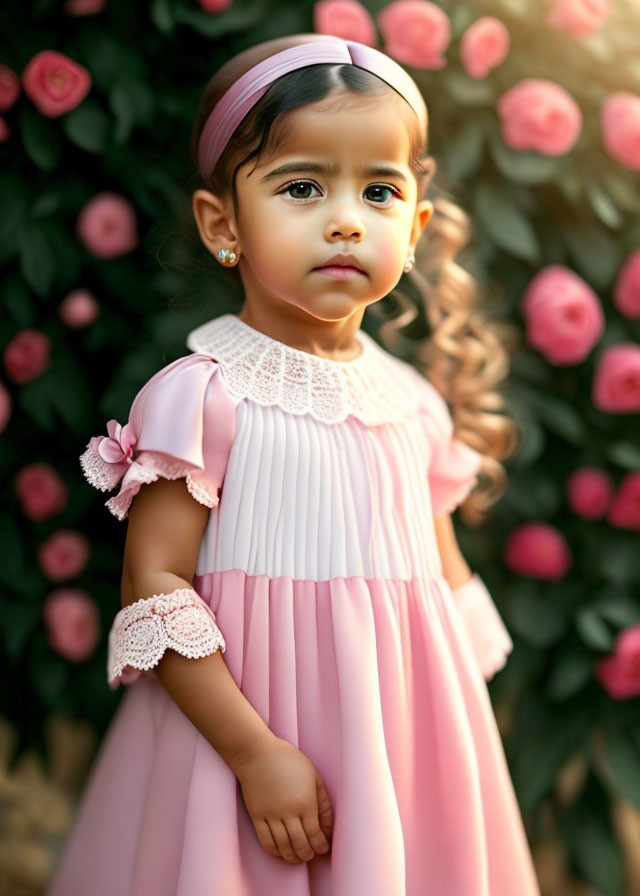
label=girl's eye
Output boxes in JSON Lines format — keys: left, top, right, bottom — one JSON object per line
{"left": 364, "top": 184, "right": 402, "bottom": 205}
{"left": 279, "top": 180, "right": 402, "bottom": 205}
{"left": 280, "top": 180, "right": 321, "bottom": 201}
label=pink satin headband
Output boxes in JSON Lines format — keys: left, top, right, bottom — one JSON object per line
{"left": 197, "top": 38, "right": 428, "bottom": 179}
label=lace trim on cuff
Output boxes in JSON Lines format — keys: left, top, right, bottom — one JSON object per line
{"left": 451, "top": 573, "right": 513, "bottom": 681}
{"left": 107, "top": 587, "right": 226, "bottom": 688}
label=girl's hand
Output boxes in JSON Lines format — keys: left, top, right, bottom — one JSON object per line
{"left": 233, "top": 732, "right": 334, "bottom": 864}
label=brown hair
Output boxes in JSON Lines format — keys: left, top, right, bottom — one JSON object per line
{"left": 190, "top": 34, "right": 520, "bottom": 525}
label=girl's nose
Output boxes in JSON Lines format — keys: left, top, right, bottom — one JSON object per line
{"left": 324, "top": 205, "right": 366, "bottom": 241}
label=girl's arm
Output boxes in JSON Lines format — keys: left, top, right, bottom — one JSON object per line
{"left": 433, "top": 512, "right": 513, "bottom": 680}
{"left": 121, "top": 476, "right": 275, "bottom": 775}
{"left": 432, "top": 512, "right": 473, "bottom": 589}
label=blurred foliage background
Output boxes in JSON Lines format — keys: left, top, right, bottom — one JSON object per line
{"left": 1, "top": 0, "right": 640, "bottom": 893}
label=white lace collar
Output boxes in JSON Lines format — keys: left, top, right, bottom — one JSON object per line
{"left": 186, "top": 314, "right": 426, "bottom": 425}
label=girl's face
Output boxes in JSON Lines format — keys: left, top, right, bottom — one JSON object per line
{"left": 195, "top": 91, "right": 433, "bottom": 331}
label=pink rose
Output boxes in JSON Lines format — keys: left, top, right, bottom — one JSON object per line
{"left": 503, "top": 521, "right": 572, "bottom": 580}
{"left": 592, "top": 343, "right": 640, "bottom": 413}
{"left": 520, "top": 265, "right": 603, "bottom": 364}
{"left": 566, "top": 467, "right": 613, "bottom": 519}
{"left": 76, "top": 192, "right": 138, "bottom": 259}
{"left": 2, "top": 328, "right": 51, "bottom": 384}
{"left": 497, "top": 79, "right": 582, "bottom": 156}
{"left": 0, "top": 381, "right": 11, "bottom": 433}
{"left": 460, "top": 16, "right": 510, "bottom": 80}
{"left": 59, "top": 289, "right": 100, "bottom": 328}
{"left": 198, "top": 0, "right": 234, "bottom": 11}
{"left": 0, "top": 64, "right": 20, "bottom": 112}
{"left": 63, "top": 0, "right": 107, "bottom": 14}
{"left": 42, "top": 588, "right": 100, "bottom": 663}
{"left": 14, "top": 463, "right": 68, "bottom": 521}
{"left": 378, "top": 0, "right": 451, "bottom": 69}
{"left": 21, "top": 50, "right": 91, "bottom": 118}
{"left": 613, "top": 250, "right": 640, "bottom": 318}
{"left": 595, "top": 623, "right": 640, "bottom": 700}
{"left": 546, "top": 0, "right": 611, "bottom": 38}
{"left": 314, "top": 0, "right": 377, "bottom": 46}
{"left": 601, "top": 93, "right": 640, "bottom": 171}
{"left": 38, "top": 530, "right": 90, "bottom": 581}
{"left": 606, "top": 472, "right": 640, "bottom": 531}
{"left": 0, "top": 116, "right": 9, "bottom": 142}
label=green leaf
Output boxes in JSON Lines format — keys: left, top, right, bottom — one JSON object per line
{"left": 602, "top": 727, "right": 640, "bottom": 813}
{"left": 150, "top": 0, "right": 175, "bottom": 32}
{"left": 0, "top": 174, "right": 27, "bottom": 265}
{"left": 592, "top": 590, "right": 640, "bottom": 628}
{"left": 504, "top": 581, "right": 569, "bottom": 648}
{"left": 547, "top": 643, "right": 594, "bottom": 701}
{"left": 77, "top": 31, "right": 144, "bottom": 89}
{"left": 2, "top": 275, "right": 35, "bottom": 327}
{"left": 441, "top": 71, "right": 495, "bottom": 106}
{"left": 109, "top": 78, "right": 154, "bottom": 144}
{"left": 564, "top": 223, "right": 623, "bottom": 289}
{"left": 585, "top": 181, "right": 624, "bottom": 230}
{"left": 30, "top": 191, "right": 64, "bottom": 219}
{"left": 599, "top": 168, "right": 640, "bottom": 214}
{"left": 19, "top": 376, "right": 56, "bottom": 431}
{"left": 19, "top": 221, "right": 56, "bottom": 298}
{"left": 449, "top": 4, "right": 474, "bottom": 37}
{"left": 0, "top": 513, "right": 27, "bottom": 584}
{"left": 488, "top": 133, "right": 560, "bottom": 185}
{"left": 560, "top": 772, "right": 624, "bottom": 896}
{"left": 28, "top": 631, "right": 71, "bottom": 705}
{"left": 473, "top": 182, "right": 540, "bottom": 262}
{"left": 48, "top": 357, "right": 94, "bottom": 435}
{"left": 596, "top": 539, "right": 640, "bottom": 587}
{"left": 510, "top": 382, "right": 586, "bottom": 445}
{"left": 173, "top": 0, "right": 269, "bottom": 36}
{"left": 575, "top": 608, "right": 615, "bottom": 651}
{"left": 19, "top": 105, "right": 62, "bottom": 172}
{"left": 511, "top": 696, "right": 592, "bottom": 811}
{"left": 445, "top": 120, "right": 485, "bottom": 181}
{"left": 32, "top": 0, "right": 58, "bottom": 14}
{"left": 606, "top": 441, "right": 640, "bottom": 470}
{"left": 0, "top": 600, "right": 41, "bottom": 659}
{"left": 509, "top": 350, "right": 553, "bottom": 387}
{"left": 63, "top": 100, "right": 111, "bottom": 153}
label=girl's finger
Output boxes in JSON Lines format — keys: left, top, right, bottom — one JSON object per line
{"left": 300, "top": 812, "right": 331, "bottom": 855}
{"left": 282, "top": 815, "right": 317, "bottom": 862}
{"left": 266, "top": 818, "right": 302, "bottom": 864}
{"left": 254, "top": 818, "right": 280, "bottom": 859}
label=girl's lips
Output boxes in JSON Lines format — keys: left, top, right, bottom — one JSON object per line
{"left": 314, "top": 265, "right": 365, "bottom": 280}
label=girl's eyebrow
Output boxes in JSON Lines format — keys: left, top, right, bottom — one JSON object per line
{"left": 260, "top": 161, "right": 409, "bottom": 185}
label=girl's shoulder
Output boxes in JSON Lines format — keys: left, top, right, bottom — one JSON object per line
{"left": 79, "top": 346, "right": 239, "bottom": 522}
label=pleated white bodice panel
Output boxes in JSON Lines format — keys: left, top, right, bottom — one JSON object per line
{"left": 196, "top": 399, "right": 440, "bottom": 583}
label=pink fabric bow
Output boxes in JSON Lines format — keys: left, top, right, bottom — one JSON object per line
{"left": 89, "top": 419, "right": 137, "bottom": 467}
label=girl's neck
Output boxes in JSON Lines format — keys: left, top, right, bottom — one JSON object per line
{"left": 236, "top": 305, "right": 366, "bottom": 363}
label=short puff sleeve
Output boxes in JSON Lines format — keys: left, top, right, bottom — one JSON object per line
{"left": 79, "top": 353, "right": 237, "bottom": 520}
{"left": 422, "top": 379, "right": 482, "bottom": 517}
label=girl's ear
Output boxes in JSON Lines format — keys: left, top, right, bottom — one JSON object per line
{"left": 192, "top": 189, "right": 241, "bottom": 261}
{"left": 410, "top": 199, "right": 434, "bottom": 249}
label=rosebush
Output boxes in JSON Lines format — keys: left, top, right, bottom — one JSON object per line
{"left": 1, "top": 1, "right": 640, "bottom": 893}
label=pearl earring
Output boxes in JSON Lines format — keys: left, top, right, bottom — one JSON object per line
{"left": 217, "top": 248, "right": 238, "bottom": 266}
{"left": 404, "top": 253, "right": 415, "bottom": 273}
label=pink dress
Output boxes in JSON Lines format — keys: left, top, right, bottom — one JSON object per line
{"left": 47, "top": 314, "right": 540, "bottom": 896}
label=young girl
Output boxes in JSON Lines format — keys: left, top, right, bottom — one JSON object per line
{"left": 47, "top": 33, "right": 540, "bottom": 896}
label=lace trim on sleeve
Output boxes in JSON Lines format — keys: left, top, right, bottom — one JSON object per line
{"left": 79, "top": 444, "right": 220, "bottom": 521}
{"left": 107, "top": 587, "right": 226, "bottom": 688}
